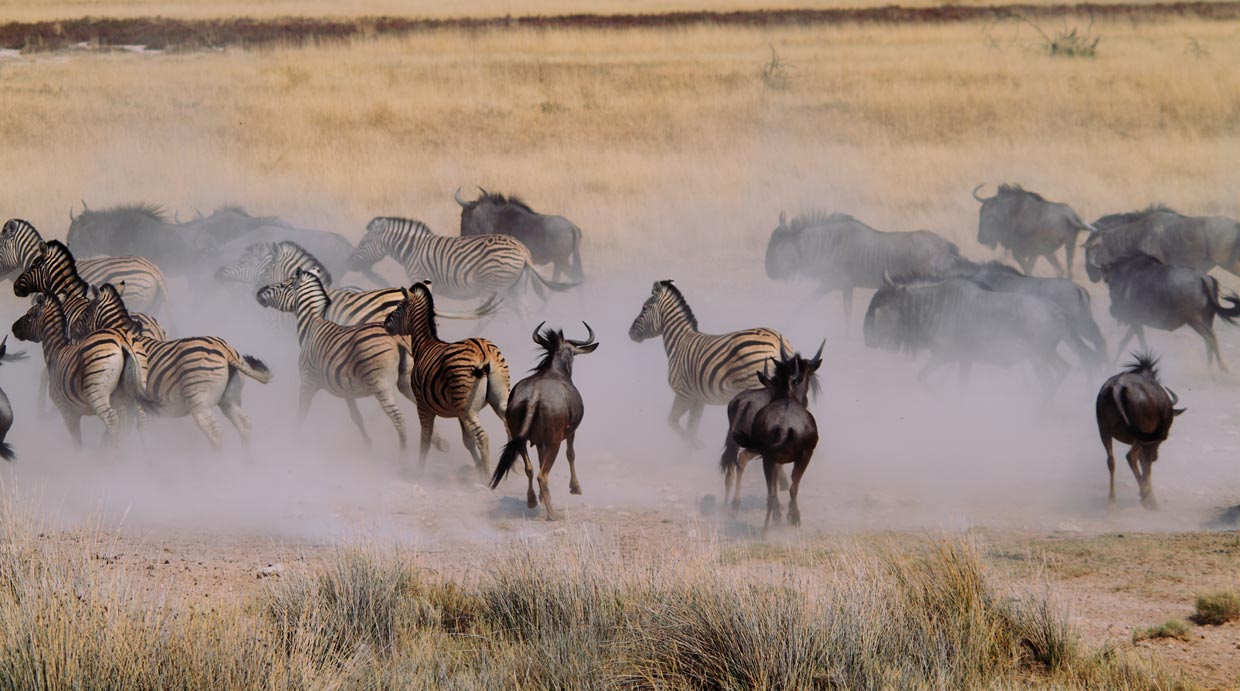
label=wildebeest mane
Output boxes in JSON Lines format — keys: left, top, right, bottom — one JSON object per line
{"left": 996, "top": 184, "right": 1044, "bottom": 201}
{"left": 656, "top": 280, "right": 698, "bottom": 331}
{"left": 95, "top": 202, "right": 171, "bottom": 223}
{"left": 786, "top": 211, "right": 855, "bottom": 233}
{"left": 481, "top": 192, "right": 535, "bottom": 214}
{"left": 532, "top": 326, "right": 567, "bottom": 372}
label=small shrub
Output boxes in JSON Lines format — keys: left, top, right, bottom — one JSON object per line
{"left": 1194, "top": 591, "right": 1240, "bottom": 625}
{"left": 761, "top": 45, "right": 792, "bottom": 90}
{"left": 1017, "top": 15, "right": 1100, "bottom": 58}
{"left": 1132, "top": 619, "right": 1192, "bottom": 643}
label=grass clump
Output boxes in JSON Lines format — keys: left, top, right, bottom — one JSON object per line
{"left": 1132, "top": 619, "right": 1193, "bottom": 643}
{"left": 1193, "top": 591, "right": 1240, "bottom": 625}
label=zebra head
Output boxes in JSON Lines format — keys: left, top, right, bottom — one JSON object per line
{"left": 74, "top": 282, "right": 135, "bottom": 339}
{"left": 216, "top": 242, "right": 276, "bottom": 284}
{"left": 11, "top": 294, "right": 46, "bottom": 343}
{"left": 255, "top": 275, "right": 296, "bottom": 313}
{"left": 0, "top": 219, "right": 42, "bottom": 277}
{"left": 350, "top": 217, "right": 396, "bottom": 271}
{"left": 384, "top": 280, "right": 435, "bottom": 339}
{"left": 628, "top": 280, "right": 674, "bottom": 343}
{"left": 13, "top": 241, "right": 86, "bottom": 299}
{"left": 257, "top": 268, "right": 331, "bottom": 318}
{"left": 12, "top": 252, "right": 48, "bottom": 298}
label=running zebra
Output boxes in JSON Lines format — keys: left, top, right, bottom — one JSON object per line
{"left": 0, "top": 219, "right": 173, "bottom": 322}
{"left": 384, "top": 281, "right": 511, "bottom": 477}
{"left": 257, "top": 269, "right": 420, "bottom": 452}
{"left": 11, "top": 293, "right": 148, "bottom": 447}
{"left": 628, "top": 280, "right": 794, "bottom": 444}
{"left": 14, "top": 241, "right": 166, "bottom": 339}
{"left": 78, "top": 283, "right": 272, "bottom": 448}
{"left": 349, "top": 217, "right": 575, "bottom": 316}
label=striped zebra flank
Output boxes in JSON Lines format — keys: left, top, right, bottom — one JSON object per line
{"left": 80, "top": 283, "right": 272, "bottom": 449}
{"left": 628, "top": 280, "right": 792, "bottom": 443}
{"left": 0, "top": 219, "right": 174, "bottom": 321}
{"left": 384, "top": 281, "right": 511, "bottom": 477}
{"left": 258, "top": 269, "right": 418, "bottom": 452}
{"left": 350, "top": 217, "right": 576, "bottom": 317}
{"left": 11, "top": 293, "right": 149, "bottom": 448}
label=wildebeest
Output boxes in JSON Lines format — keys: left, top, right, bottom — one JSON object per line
{"left": 1085, "top": 205, "right": 1240, "bottom": 281}
{"left": 720, "top": 342, "right": 822, "bottom": 514}
{"left": 1096, "top": 352, "right": 1184, "bottom": 509}
{"left": 948, "top": 260, "right": 1107, "bottom": 364}
{"left": 862, "top": 276, "right": 1095, "bottom": 395}
{"left": 456, "top": 188, "right": 585, "bottom": 283}
{"left": 764, "top": 212, "right": 966, "bottom": 324}
{"left": 730, "top": 346, "right": 822, "bottom": 531}
{"left": 489, "top": 322, "right": 598, "bottom": 519}
{"left": 68, "top": 203, "right": 207, "bottom": 278}
{"left": 1089, "top": 251, "right": 1240, "bottom": 370}
{"left": 972, "top": 184, "right": 1094, "bottom": 278}
{"left": 0, "top": 336, "right": 15, "bottom": 461}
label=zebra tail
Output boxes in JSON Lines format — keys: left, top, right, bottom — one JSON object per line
{"left": 489, "top": 401, "right": 536, "bottom": 490}
{"left": 234, "top": 354, "right": 274, "bottom": 384}
{"left": 121, "top": 340, "right": 160, "bottom": 414}
{"left": 0, "top": 442, "right": 14, "bottom": 462}
{"left": 154, "top": 271, "right": 178, "bottom": 333}
{"left": 525, "top": 263, "right": 579, "bottom": 293}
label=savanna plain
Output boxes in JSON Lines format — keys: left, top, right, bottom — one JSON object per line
{"left": 1, "top": 3, "right": 1240, "bottom": 689}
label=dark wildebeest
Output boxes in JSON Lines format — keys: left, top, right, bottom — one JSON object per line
{"left": 972, "top": 184, "right": 1094, "bottom": 278}
{"left": 948, "top": 260, "right": 1107, "bottom": 364}
{"left": 456, "top": 188, "right": 585, "bottom": 284}
{"left": 764, "top": 211, "right": 967, "bottom": 325}
{"left": 1089, "top": 251, "right": 1240, "bottom": 370}
{"left": 1085, "top": 205, "right": 1240, "bottom": 281}
{"left": 730, "top": 346, "right": 822, "bottom": 532}
{"left": 68, "top": 203, "right": 209, "bottom": 278}
{"left": 0, "top": 336, "right": 15, "bottom": 461}
{"left": 488, "top": 322, "right": 599, "bottom": 520}
{"left": 720, "top": 342, "right": 823, "bottom": 515}
{"left": 862, "top": 276, "right": 1095, "bottom": 396}
{"left": 1096, "top": 352, "right": 1184, "bottom": 510}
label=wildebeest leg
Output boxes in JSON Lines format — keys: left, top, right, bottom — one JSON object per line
{"left": 1015, "top": 254, "right": 1036, "bottom": 275}
{"left": 566, "top": 430, "right": 581, "bottom": 495}
{"left": 60, "top": 410, "right": 83, "bottom": 448}
{"left": 666, "top": 395, "right": 692, "bottom": 441}
{"left": 917, "top": 352, "right": 950, "bottom": 386}
{"left": 345, "top": 398, "right": 373, "bottom": 448}
{"left": 763, "top": 456, "right": 782, "bottom": 533}
{"left": 1100, "top": 433, "right": 1117, "bottom": 509}
{"left": 787, "top": 456, "right": 810, "bottom": 527}
{"left": 841, "top": 287, "right": 854, "bottom": 330}
{"left": 1063, "top": 240, "right": 1077, "bottom": 279}
{"left": 538, "top": 440, "right": 563, "bottom": 520}
{"left": 1139, "top": 445, "right": 1159, "bottom": 510}
{"left": 731, "top": 449, "right": 758, "bottom": 513}
{"left": 1044, "top": 252, "right": 1066, "bottom": 278}
{"left": 520, "top": 440, "right": 536, "bottom": 508}
{"left": 1134, "top": 325, "right": 1149, "bottom": 352}
{"left": 1187, "top": 320, "right": 1226, "bottom": 371}
{"left": 1125, "top": 445, "right": 1145, "bottom": 506}
{"left": 788, "top": 284, "right": 833, "bottom": 324}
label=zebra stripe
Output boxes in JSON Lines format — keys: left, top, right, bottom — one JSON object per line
{"left": 351, "top": 217, "right": 573, "bottom": 312}
{"left": 258, "top": 270, "right": 414, "bottom": 451}
{"left": 0, "top": 219, "right": 172, "bottom": 317}
{"left": 383, "top": 281, "right": 510, "bottom": 476}
{"left": 628, "top": 280, "right": 791, "bottom": 441}
{"left": 80, "top": 283, "right": 271, "bottom": 448}
{"left": 11, "top": 292, "right": 147, "bottom": 447}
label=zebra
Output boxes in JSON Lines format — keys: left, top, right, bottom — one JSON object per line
{"left": 257, "top": 269, "right": 421, "bottom": 452}
{"left": 0, "top": 219, "right": 174, "bottom": 324}
{"left": 628, "top": 280, "right": 793, "bottom": 445}
{"left": 78, "top": 282, "right": 272, "bottom": 449}
{"left": 384, "top": 281, "right": 511, "bottom": 477}
{"left": 11, "top": 293, "right": 149, "bottom": 447}
{"left": 349, "top": 217, "right": 575, "bottom": 316}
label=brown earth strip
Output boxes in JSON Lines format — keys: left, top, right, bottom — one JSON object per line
{"left": 3, "top": 2, "right": 1240, "bottom": 52}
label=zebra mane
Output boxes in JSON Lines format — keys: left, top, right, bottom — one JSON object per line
{"left": 409, "top": 281, "right": 438, "bottom": 340}
{"left": 275, "top": 241, "right": 332, "bottom": 286}
{"left": 42, "top": 241, "right": 90, "bottom": 295}
{"left": 996, "top": 184, "right": 1044, "bottom": 201}
{"left": 656, "top": 280, "right": 698, "bottom": 331}
{"left": 480, "top": 192, "right": 535, "bottom": 213}
{"left": 2, "top": 218, "right": 41, "bottom": 239}
{"left": 786, "top": 211, "right": 854, "bottom": 233}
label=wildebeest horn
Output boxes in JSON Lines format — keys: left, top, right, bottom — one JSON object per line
{"left": 812, "top": 339, "right": 825, "bottom": 363}
{"left": 568, "top": 321, "right": 596, "bottom": 347}
{"left": 779, "top": 340, "right": 791, "bottom": 361}
{"left": 882, "top": 270, "right": 894, "bottom": 287}
{"left": 477, "top": 186, "right": 488, "bottom": 198}
{"left": 81, "top": 200, "right": 90, "bottom": 211}
{"left": 779, "top": 210, "right": 786, "bottom": 226}
{"left": 531, "top": 320, "right": 547, "bottom": 343}
{"left": 454, "top": 187, "right": 469, "bottom": 207}
{"left": 69, "top": 206, "right": 76, "bottom": 222}
{"left": 971, "top": 184, "right": 995, "bottom": 203}
{"left": 174, "top": 210, "right": 181, "bottom": 223}
{"left": 195, "top": 207, "right": 203, "bottom": 219}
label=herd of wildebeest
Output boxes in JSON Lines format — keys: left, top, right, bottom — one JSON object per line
{"left": 0, "top": 182, "right": 1231, "bottom": 527}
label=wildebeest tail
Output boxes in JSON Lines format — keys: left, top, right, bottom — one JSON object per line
{"left": 0, "top": 442, "right": 14, "bottom": 462}
{"left": 1206, "top": 277, "right": 1240, "bottom": 323}
{"left": 234, "top": 354, "right": 274, "bottom": 384}
{"left": 489, "top": 401, "right": 537, "bottom": 490}
{"left": 1112, "top": 385, "right": 1172, "bottom": 443}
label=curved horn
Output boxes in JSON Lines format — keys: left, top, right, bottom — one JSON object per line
{"left": 1164, "top": 386, "right": 1179, "bottom": 407}
{"left": 812, "top": 339, "right": 825, "bottom": 363}
{"left": 568, "top": 321, "right": 596, "bottom": 347}
{"left": 882, "top": 270, "right": 894, "bottom": 287}
{"left": 779, "top": 210, "right": 786, "bottom": 227}
{"left": 531, "top": 320, "right": 547, "bottom": 344}
{"left": 477, "top": 186, "right": 488, "bottom": 198}
{"left": 69, "top": 206, "right": 76, "bottom": 223}
{"left": 779, "top": 339, "right": 791, "bottom": 362}
{"left": 971, "top": 184, "right": 996, "bottom": 203}
{"left": 81, "top": 199, "right": 89, "bottom": 211}
{"left": 454, "top": 187, "right": 469, "bottom": 207}
{"left": 195, "top": 207, "right": 203, "bottom": 219}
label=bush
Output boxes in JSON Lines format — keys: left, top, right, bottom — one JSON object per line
{"left": 1133, "top": 619, "right": 1193, "bottom": 643}
{"left": 1194, "top": 591, "right": 1240, "bottom": 625}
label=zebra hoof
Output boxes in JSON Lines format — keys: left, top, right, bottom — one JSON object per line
{"left": 433, "top": 436, "right": 449, "bottom": 452}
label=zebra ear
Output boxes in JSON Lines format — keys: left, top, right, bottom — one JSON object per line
{"left": 90, "top": 285, "right": 99, "bottom": 300}
{"left": 115, "top": 280, "right": 126, "bottom": 297}
{"left": 401, "top": 287, "right": 411, "bottom": 301}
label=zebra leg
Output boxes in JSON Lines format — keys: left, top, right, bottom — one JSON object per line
{"left": 60, "top": 410, "right": 83, "bottom": 448}
{"left": 373, "top": 388, "right": 407, "bottom": 452}
{"left": 416, "top": 408, "right": 436, "bottom": 471}
{"left": 297, "top": 384, "right": 318, "bottom": 427}
{"left": 538, "top": 440, "right": 562, "bottom": 520}
{"left": 188, "top": 402, "right": 225, "bottom": 450}
{"left": 346, "top": 398, "right": 374, "bottom": 448}
{"left": 39, "top": 370, "right": 49, "bottom": 414}
{"left": 566, "top": 430, "right": 581, "bottom": 495}
{"left": 462, "top": 413, "right": 491, "bottom": 478}
{"left": 217, "top": 400, "right": 253, "bottom": 445}
{"left": 666, "top": 395, "right": 692, "bottom": 441}
{"left": 685, "top": 403, "right": 705, "bottom": 447}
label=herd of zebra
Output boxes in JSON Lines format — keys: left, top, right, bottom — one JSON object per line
{"left": 0, "top": 182, "right": 1232, "bottom": 524}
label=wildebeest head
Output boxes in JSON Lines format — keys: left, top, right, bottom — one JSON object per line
{"left": 764, "top": 211, "right": 804, "bottom": 280}
{"left": 760, "top": 340, "right": 825, "bottom": 403}
{"left": 862, "top": 276, "right": 917, "bottom": 352}
{"left": 531, "top": 321, "right": 599, "bottom": 374}
{"left": 455, "top": 186, "right": 537, "bottom": 237}
{"left": 216, "top": 242, "right": 276, "bottom": 284}
{"left": 972, "top": 184, "right": 1009, "bottom": 249}
{"left": 1083, "top": 232, "right": 1108, "bottom": 282}
{"left": 11, "top": 294, "right": 46, "bottom": 343}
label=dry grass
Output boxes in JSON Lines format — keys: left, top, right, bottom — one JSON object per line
{"left": 0, "top": 17, "right": 1238, "bottom": 287}
{"left": 0, "top": 502, "right": 1196, "bottom": 690}
{"left": 1132, "top": 619, "right": 1194, "bottom": 643}
{"left": 1193, "top": 591, "right": 1240, "bottom": 625}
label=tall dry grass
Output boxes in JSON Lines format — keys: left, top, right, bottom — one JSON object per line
{"left": 0, "top": 502, "right": 1195, "bottom": 690}
{"left": 0, "top": 18, "right": 1236, "bottom": 286}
